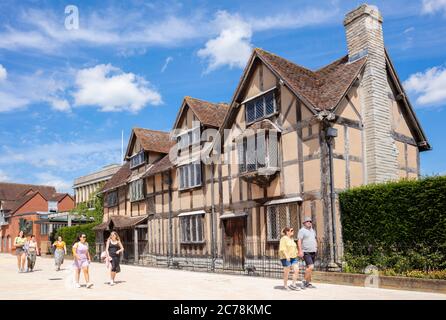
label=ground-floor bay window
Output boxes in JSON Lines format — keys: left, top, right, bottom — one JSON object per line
{"left": 179, "top": 211, "right": 205, "bottom": 244}
{"left": 266, "top": 202, "right": 301, "bottom": 242}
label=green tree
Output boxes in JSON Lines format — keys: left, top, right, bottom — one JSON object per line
{"left": 70, "top": 182, "right": 104, "bottom": 223}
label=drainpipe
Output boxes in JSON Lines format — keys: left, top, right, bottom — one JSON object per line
{"left": 317, "top": 110, "right": 339, "bottom": 271}
{"left": 326, "top": 126, "right": 339, "bottom": 270}
{"left": 167, "top": 171, "right": 173, "bottom": 267}
{"left": 210, "top": 162, "right": 216, "bottom": 272}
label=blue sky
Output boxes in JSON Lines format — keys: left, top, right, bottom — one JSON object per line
{"left": 0, "top": 0, "right": 445, "bottom": 193}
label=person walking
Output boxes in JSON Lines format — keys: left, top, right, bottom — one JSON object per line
{"left": 72, "top": 233, "right": 93, "bottom": 288}
{"left": 14, "top": 230, "right": 27, "bottom": 273}
{"left": 298, "top": 216, "right": 318, "bottom": 289}
{"left": 279, "top": 227, "right": 300, "bottom": 291}
{"left": 53, "top": 236, "right": 67, "bottom": 271}
{"left": 105, "top": 231, "right": 124, "bottom": 286}
{"left": 26, "top": 235, "right": 39, "bottom": 272}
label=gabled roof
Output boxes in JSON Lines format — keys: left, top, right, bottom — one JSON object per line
{"left": 144, "top": 154, "right": 174, "bottom": 177}
{"left": 384, "top": 49, "right": 431, "bottom": 151}
{"left": 101, "top": 162, "right": 131, "bottom": 193}
{"left": 172, "top": 96, "right": 229, "bottom": 130}
{"left": 9, "top": 191, "right": 45, "bottom": 214}
{"left": 0, "top": 182, "right": 56, "bottom": 201}
{"left": 49, "top": 193, "right": 74, "bottom": 202}
{"left": 92, "top": 215, "right": 148, "bottom": 230}
{"left": 124, "top": 128, "right": 173, "bottom": 159}
{"left": 254, "top": 48, "right": 367, "bottom": 111}
{"left": 218, "top": 48, "right": 367, "bottom": 142}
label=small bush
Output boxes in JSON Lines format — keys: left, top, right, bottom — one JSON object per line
{"left": 56, "top": 222, "right": 99, "bottom": 256}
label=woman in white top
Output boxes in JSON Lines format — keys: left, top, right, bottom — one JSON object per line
{"left": 26, "top": 235, "right": 39, "bottom": 272}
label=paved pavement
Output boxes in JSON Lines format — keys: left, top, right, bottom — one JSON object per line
{"left": 0, "top": 253, "right": 445, "bottom": 300}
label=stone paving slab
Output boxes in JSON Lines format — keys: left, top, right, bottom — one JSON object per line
{"left": 1, "top": 253, "right": 445, "bottom": 300}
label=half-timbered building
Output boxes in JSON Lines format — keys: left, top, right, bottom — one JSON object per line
{"left": 97, "top": 4, "right": 430, "bottom": 273}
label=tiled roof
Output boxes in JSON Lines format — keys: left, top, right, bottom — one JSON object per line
{"left": 8, "top": 191, "right": 43, "bottom": 214}
{"left": 144, "top": 155, "right": 174, "bottom": 177}
{"left": 0, "top": 182, "right": 56, "bottom": 201}
{"left": 133, "top": 128, "right": 173, "bottom": 154}
{"left": 255, "top": 48, "right": 367, "bottom": 110}
{"left": 49, "top": 193, "right": 71, "bottom": 202}
{"left": 101, "top": 162, "right": 131, "bottom": 193}
{"left": 92, "top": 215, "right": 148, "bottom": 230}
{"left": 184, "top": 97, "right": 229, "bottom": 128}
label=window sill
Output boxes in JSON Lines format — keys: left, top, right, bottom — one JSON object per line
{"left": 130, "top": 162, "right": 146, "bottom": 170}
{"left": 130, "top": 198, "right": 145, "bottom": 203}
{"left": 245, "top": 111, "right": 279, "bottom": 127}
{"left": 239, "top": 167, "right": 280, "bottom": 177}
{"left": 104, "top": 204, "right": 118, "bottom": 208}
{"left": 180, "top": 241, "right": 206, "bottom": 245}
{"left": 178, "top": 185, "right": 203, "bottom": 192}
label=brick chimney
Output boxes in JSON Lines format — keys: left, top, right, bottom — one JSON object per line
{"left": 344, "top": 4, "right": 398, "bottom": 183}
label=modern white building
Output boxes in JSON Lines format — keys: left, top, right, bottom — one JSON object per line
{"left": 73, "top": 164, "right": 122, "bottom": 207}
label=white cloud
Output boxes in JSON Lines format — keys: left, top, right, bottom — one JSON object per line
{"left": 197, "top": 7, "right": 337, "bottom": 72}
{"left": 0, "top": 68, "right": 71, "bottom": 113}
{"left": 0, "top": 140, "right": 121, "bottom": 172}
{"left": 248, "top": 8, "right": 337, "bottom": 31}
{"left": 403, "top": 65, "right": 446, "bottom": 107}
{"left": 422, "top": 0, "right": 446, "bottom": 14}
{"left": 161, "top": 57, "right": 173, "bottom": 73}
{"left": 0, "top": 64, "right": 7, "bottom": 81}
{"left": 0, "top": 9, "right": 203, "bottom": 54}
{"left": 35, "top": 172, "right": 72, "bottom": 193}
{"left": 198, "top": 11, "right": 253, "bottom": 73}
{"left": 0, "top": 91, "right": 29, "bottom": 112}
{"left": 73, "top": 64, "right": 162, "bottom": 112}
{"left": 0, "top": 169, "right": 10, "bottom": 182}
{"left": 48, "top": 98, "right": 71, "bottom": 112}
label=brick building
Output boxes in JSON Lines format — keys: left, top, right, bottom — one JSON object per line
{"left": 0, "top": 182, "right": 74, "bottom": 254}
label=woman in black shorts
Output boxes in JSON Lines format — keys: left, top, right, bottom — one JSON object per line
{"left": 105, "top": 231, "right": 124, "bottom": 286}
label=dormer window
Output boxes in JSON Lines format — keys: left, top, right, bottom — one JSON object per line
{"left": 130, "top": 150, "right": 145, "bottom": 169}
{"left": 177, "top": 126, "right": 200, "bottom": 150}
{"left": 48, "top": 201, "right": 58, "bottom": 213}
{"left": 245, "top": 90, "right": 276, "bottom": 124}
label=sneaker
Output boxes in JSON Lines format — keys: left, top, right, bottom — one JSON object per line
{"left": 282, "top": 285, "right": 290, "bottom": 291}
{"left": 86, "top": 282, "right": 93, "bottom": 288}
{"left": 289, "top": 284, "right": 301, "bottom": 291}
{"left": 305, "top": 283, "right": 316, "bottom": 289}
{"left": 110, "top": 281, "right": 115, "bottom": 286}
{"left": 75, "top": 283, "right": 81, "bottom": 288}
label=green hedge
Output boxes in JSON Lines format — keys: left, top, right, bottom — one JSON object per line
{"left": 339, "top": 176, "right": 446, "bottom": 273}
{"left": 55, "top": 222, "right": 99, "bottom": 256}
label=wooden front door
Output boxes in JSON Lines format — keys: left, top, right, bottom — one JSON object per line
{"left": 223, "top": 217, "right": 245, "bottom": 270}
